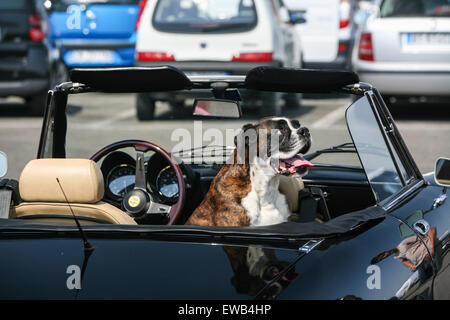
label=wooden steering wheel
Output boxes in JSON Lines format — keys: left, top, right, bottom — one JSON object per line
{"left": 90, "top": 140, "right": 185, "bottom": 225}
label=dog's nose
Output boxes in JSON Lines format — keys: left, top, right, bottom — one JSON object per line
{"left": 298, "top": 127, "right": 309, "bottom": 135}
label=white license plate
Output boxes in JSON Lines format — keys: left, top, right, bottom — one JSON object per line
{"left": 68, "top": 50, "right": 115, "bottom": 63}
{"left": 402, "top": 33, "right": 450, "bottom": 50}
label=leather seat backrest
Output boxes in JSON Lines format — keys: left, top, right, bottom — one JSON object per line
{"left": 19, "top": 158, "right": 104, "bottom": 204}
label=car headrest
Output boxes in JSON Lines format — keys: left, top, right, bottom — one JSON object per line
{"left": 19, "top": 159, "right": 104, "bottom": 204}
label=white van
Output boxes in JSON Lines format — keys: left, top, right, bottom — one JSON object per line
{"left": 135, "top": 0, "right": 305, "bottom": 120}
{"left": 284, "top": 0, "right": 357, "bottom": 70}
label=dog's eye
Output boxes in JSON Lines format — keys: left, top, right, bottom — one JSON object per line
{"left": 291, "top": 120, "right": 301, "bottom": 129}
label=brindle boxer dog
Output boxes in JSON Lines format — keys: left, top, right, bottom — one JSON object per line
{"left": 186, "top": 117, "right": 312, "bottom": 227}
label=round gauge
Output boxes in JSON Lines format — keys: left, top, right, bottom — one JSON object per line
{"left": 107, "top": 164, "right": 136, "bottom": 198}
{"left": 156, "top": 166, "right": 179, "bottom": 199}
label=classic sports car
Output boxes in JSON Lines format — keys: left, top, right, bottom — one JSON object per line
{"left": 0, "top": 66, "right": 449, "bottom": 300}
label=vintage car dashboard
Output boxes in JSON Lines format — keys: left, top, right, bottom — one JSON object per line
{"left": 101, "top": 151, "right": 187, "bottom": 205}
{"left": 99, "top": 150, "right": 376, "bottom": 224}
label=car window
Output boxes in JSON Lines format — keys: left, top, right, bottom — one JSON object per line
{"left": 152, "top": 0, "right": 258, "bottom": 33}
{"left": 49, "top": 0, "right": 139, "bottom": 11}
{"left": 0, "top": 0, "right": 30, "bottom": 10}
{"left": 346, "top": 96, "right": 403, "bottom": 201}
{"left": 380, "top": 0, "right": 450, "bottom": 17}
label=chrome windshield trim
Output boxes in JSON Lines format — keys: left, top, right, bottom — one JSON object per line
{"left": 381, "top": 179, "right": 425, "bottom": 212}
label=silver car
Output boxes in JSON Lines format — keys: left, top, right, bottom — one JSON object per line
{"left": 352, "top": 0, "right": 450, "bottom": 99}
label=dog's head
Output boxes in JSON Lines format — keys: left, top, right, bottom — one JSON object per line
{"left": 234, "top": 117, "right": 313, "bottom": 176}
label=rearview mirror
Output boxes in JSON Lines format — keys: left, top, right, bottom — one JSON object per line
{"left": 0, "top": 151, "right": 7, "bottom": 178}
{"left": 435, "top": 157, "right": 450, "bottom": 187}
{"left": 193, "top": 99, "right": 241, "bottom": 119}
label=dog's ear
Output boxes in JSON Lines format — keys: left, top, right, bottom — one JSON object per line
{"left": 234, "top": 123, "right": 255, "bottom": 146}
{"left": 233, "top": 123, "right": 257, "bottom": 165}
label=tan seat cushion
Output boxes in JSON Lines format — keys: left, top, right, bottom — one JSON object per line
{"left": 11, "top": 201, "right": 136, "bottom": 225}
{"left": 19, "top": 159, "right": 104, "bottom": 204}
{"left": 278, "top": 175, "right": 304, "bottom": 213}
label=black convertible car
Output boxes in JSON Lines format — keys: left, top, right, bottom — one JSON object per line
{"left": 0, "top": 66, "right": 449, "bottom": 300}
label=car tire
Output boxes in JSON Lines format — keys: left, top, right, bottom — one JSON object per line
{"left": 260, "top": 92, "right": 282, "bottom": 116}
{"left": 136, "top": 93, "right": 156, "bottom": 121}
{"left": 26, "top": 91, "right": 47, "bottom": 116}
{"left": 284, "top": 92, "right": 302, "bottom": 109}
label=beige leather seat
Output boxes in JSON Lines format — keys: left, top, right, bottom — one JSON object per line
{"left": 10, "top": 159, "right": 136, "bottom": 225}
{"left": 278, "top": 175, "right": 304, "bottom": 213}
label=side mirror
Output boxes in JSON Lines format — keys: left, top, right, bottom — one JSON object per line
{"left": 435, "top": 157, "right": 450, "bottom": 187}
{"left": 193, "top": 99, "right": 241, "bottom": 119}
{"left": 0, "top": 151, "right": 7, "bottom": 178}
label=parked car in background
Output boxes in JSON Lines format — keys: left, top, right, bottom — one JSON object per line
{"left": 284, "top": 0, "right": 357, "bottom": 70}
{"left": 45, "top": 0, "right": 140, "bottom": 69}
{"left": 135, "top": 0, "right": 305, "bottom": 120}
{"left": 352, "top": 0, "right": 450, "bottom": 103}
{"left": 0, "top": 0, "right": 57, "bottom": 115}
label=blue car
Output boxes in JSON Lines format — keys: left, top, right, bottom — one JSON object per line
{"left": 46, "top": 0, "right": 142, "bottom": 68}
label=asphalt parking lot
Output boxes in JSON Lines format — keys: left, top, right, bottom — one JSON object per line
{"left": 0, "top": 93, "right": 449, "bottom": 179}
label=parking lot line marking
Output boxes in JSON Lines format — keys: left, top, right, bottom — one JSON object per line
{"left": 310, "top": 105, "right": 348, "bottom": 129}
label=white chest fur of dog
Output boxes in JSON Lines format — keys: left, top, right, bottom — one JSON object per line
{"left": 241, "top": 157, "right": 290, "bottom": 226}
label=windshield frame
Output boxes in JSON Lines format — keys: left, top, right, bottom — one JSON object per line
{"left": 345, "top": 89, "right": 424, "bottom": 210}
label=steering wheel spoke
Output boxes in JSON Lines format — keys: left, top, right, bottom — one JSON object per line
{"left": 147, "top": 201, "right": 172, "bottom": 215}
{"left": 134, "top": 151, "right": 147, "bottom": 190}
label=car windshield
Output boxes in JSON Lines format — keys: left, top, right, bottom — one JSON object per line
{"left": 346, "top": 96, "right": 403, "bottom": 201}
{"left": 380, "top": 0, "right": 450, "bottom": 17}
{"left": 58, "top": 90, "right": 362, "bottom": 170}
{"left": 152, "top": 0, "right": 258, "bottom": 33}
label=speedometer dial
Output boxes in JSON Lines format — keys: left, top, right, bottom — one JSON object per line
{"left": 107, "top": 164, "right": 135, "bottom": 198}
{"left": 156, "top": 166, "right": 179, "bottom": 200}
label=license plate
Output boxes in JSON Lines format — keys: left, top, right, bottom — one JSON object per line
{"left": 402, "top": 33, "right": 450, "bottom": 51}
{"left": 68, "top": 50, "right": 115, "bottom": 64}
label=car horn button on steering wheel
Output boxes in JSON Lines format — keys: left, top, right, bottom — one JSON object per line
{"left": 122, "top": 189, "right": 150, "bottom": 218}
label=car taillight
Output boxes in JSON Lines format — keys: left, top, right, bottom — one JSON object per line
{"left": 339, "top": 0, "right": 351, "bottom": 29}
{"left": 29, "top": 14, "right": 45, "bottom": 42}
{"left": 135, "top": 0, "right": 148, "bottom": 31}
{"left": 339, "top": 19, "right": 350, "bottom": 28}
{"left": 358, "top": 33, "right": 374, "bottom": 61}
{"left": 338, "top": 43, "right": 348, "bottom": 51}
{"left": 232, "top": 52, "right": 273, "bottom": 62}
{"left": 137, "top": 52, "right": 175, "bottom": 61}
{"left": 30, "top": 29, "right": 45, "bottom": 42}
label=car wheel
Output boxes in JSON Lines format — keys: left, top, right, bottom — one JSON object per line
{"left": 260, "top": 92, "right": 282, "bottom": 116}
{"left": 136, "top": 93, "right": 156, "bottom": 121}
{"left": 284, "top": 92, "right": 302, "bottom": 109}
{"left": 26, "top": 91, "right": 47, "bottom": 116}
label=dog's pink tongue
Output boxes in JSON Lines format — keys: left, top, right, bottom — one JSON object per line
{"left": 279, "top": 155, "right": 314, "bottom": 174}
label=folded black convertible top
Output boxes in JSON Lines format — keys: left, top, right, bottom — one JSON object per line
{"left": 69, "top": 66, "right": 360, "bottom": 94}
{"left": 245, "top": 67, "right": 360, "bottom": 93}
{"left": 70, "top": 66, "right": 193, "bottom": 93}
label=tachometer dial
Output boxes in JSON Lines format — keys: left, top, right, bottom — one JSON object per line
{"left": 156, "top": 166, "right": 179, "bottom": 200}
{"left": 107, "top": 164, "right": 135, "bottom": 198}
